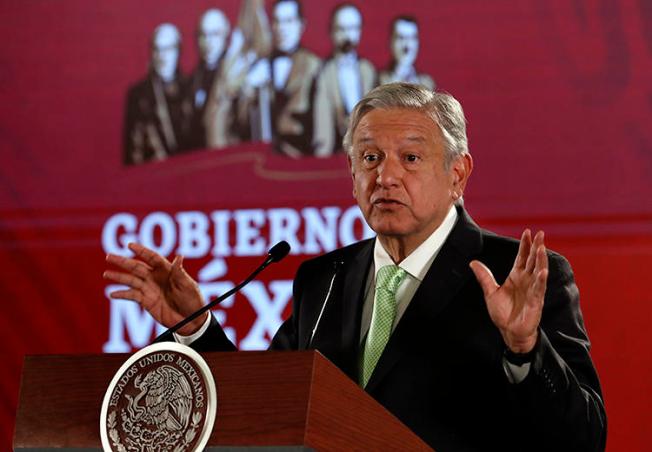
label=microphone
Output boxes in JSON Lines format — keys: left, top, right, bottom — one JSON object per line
{"left": 305, "top": 260, "right": 343, "bottom": 349}
{"left": 153, "top": 241, "right": 291, "bottom": 343}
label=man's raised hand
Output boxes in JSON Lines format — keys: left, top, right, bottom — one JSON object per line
{"left": 469, "top": 230, "right": 548, "bottom": 353}
{"left": 103, "top": 243, "right": 206, "bottom": 336}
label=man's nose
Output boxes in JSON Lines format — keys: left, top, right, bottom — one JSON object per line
{"left": 376, "top": 156, "right": 403, "bottom": 187}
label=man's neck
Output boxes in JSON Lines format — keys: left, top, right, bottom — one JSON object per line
{"left": 394, "top": 61, "right": 416, "bottom": 78}
{"left": 377, "top": 205, "right": 457, "bottom": 263}
{"left": 336, "top": 49, "right": 358, "bottom": 61}
{"left": 378, "top": 234, "right": 426, "bottom": 264}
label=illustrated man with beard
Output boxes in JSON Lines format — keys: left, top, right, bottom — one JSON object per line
{"left": 123, "top": 23, "right": 191, "bottom": 165}
{"left": 186, "top": 9, "right": 231, "bottom": 150}
{"left": 313, "top": 3, "right": 376, "bottom": 157}
{"left": 239, "top": 0, "right": 322, "bottom": 156}
{"left": 379, "top": 16, "right": 435, "bottom": 89}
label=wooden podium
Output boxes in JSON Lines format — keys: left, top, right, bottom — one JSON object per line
{"left": 14, "top": 350, "right": 431, "bottom": 450}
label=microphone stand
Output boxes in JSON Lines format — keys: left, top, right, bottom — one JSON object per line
{"left": 153, "top": 241, "right": 290, "bottom": 343}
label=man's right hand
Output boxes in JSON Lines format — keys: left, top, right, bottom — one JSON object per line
{"left": 103, "top": 243, "right": 206, "bottom": 336}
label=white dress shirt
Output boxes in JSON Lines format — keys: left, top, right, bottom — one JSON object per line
{"left": 273, "top": 56, "right": 292, "bottom": 91}
{"left": 359, "top": 205, "right": 458, "bottom": 341}
{"left": 337, "top": 52, "right": 362, "bottom": 114}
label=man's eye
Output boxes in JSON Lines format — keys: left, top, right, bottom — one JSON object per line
{"left": 363, "top": 154, "right": 378, "bottom": 162}
{"left": 405, "top": 154, "right": 419, "bottom": 162}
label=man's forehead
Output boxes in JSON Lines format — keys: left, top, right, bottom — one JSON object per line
{"left": 335, "top": 7, "right": 361, "bottom": 26}
{"left": 200, "top": 12, "right": 228, "bottom": 33}
{"left": 154, "top": 30, "right": 179, "bottom": 48}
{"left": 275, "top": 1, "right": 299, "bottom": 20}
{"left": 355, "top": 134, "right": 429, "bottom": 146}
{"left": 352, "top": 108, "right": 440, "bottom": 144}
{"left": 394, "top": 20, "right": 418, "bottom": 36}
{"left": 358, "top": 108, "right": 435, "bottom": 126}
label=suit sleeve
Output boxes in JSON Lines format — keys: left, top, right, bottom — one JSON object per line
{"left": 187, "top": 315, "right": 237, "bottom": 352}
{"left": 510, "top": 253, "right": 607, "bottom": 451}
{"left": 188, "top": 261, "right": 307, "bottom": 353}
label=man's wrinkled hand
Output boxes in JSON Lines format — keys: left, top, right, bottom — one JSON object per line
{"left": 103, "top": 242, "right": 206, "bottom": 336}
{"left": 469, "top": 230, "right": 548, "bottom": 353}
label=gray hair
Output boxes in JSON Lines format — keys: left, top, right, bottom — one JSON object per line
{"left": 342, "top": 82, "right": 469, "bottom": 167}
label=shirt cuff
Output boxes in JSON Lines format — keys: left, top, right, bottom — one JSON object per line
{"left": 502, "top": 358, "right": 531, "bottom": 384}
{"left": 173, "top": 312, "right": 212, "bottom": 346}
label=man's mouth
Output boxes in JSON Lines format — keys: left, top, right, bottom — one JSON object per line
{"left": 339, "top": 40, "right": 356, "bottom": 53}
{"left": 373, "top": 198, "right": 404, "bottom": 208}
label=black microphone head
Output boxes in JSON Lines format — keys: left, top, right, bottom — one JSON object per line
{"left": 268, "top": 241, "right": 291, "bottom": 263}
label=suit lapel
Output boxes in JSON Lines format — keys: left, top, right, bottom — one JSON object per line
{"left": 307, "top": 239, "right": 373, "bottom": 381}
{"left": 365, "top": 207, "right": 484, "bottom": 392}
{"left": 338, "top": 239, "right": 374, "bottom": 379}
{"left": 283, "top": 50, "right": 301, "bottom": 93}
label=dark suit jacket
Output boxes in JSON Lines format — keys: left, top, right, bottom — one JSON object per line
{"left": 194, "top": 205, "right": 606, "bottom": 451}
{"left": 186, "top": 61, "right": 221, "bottom": 150}
{"left": 269, "top": 48, "right": 321, "bottom": 156}
{"left": 123, "top": 71, "right": 192, "bottom": 165}
{"left": 312, "top": 55, "right": 377, "bottom": 156}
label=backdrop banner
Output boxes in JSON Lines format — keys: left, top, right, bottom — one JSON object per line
{"left": 1, "top": 1, "right": 651, "bottom": 450}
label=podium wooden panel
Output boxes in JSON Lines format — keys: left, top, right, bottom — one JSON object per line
{"left": 14, "top": 351, "right": 431, "bottom": 450}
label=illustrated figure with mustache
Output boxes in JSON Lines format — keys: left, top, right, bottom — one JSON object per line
{"left": 379, "top": 16, "right": 435, "bottom": 90}
{"left": 237, "top": 0, "right": 322, "bottom": 156}
{"left": 312, "top": 3, "right": 377, "bottom": 157}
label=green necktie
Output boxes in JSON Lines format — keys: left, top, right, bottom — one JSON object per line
{"left": 361, "top": 264, "right": 407, "bottom": 387}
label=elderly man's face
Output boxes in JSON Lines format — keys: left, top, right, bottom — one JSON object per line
{"left": 273, "top": 1, "right": 303, "bottom": 53}
{"left": 198, "top": 11, "right": 229, "bottom": 67}
{"left": 152, "top": 25, "right": 179, "bottom": 81}
{"left": 349, "top": 108, "right": 469, "bottom": 245}
{"left": 391, "top": 20, "right": 419, "bottom": 66}
{"left": 332, "top": 6, "right": 362, "bottom": 53}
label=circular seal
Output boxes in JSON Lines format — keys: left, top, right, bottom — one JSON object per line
{"left": 100, "top": 342, "right": 217, "bottom": 452}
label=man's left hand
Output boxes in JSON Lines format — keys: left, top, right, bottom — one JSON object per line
{"left": 470, "top": 230, "right": 548, "bottom": 353}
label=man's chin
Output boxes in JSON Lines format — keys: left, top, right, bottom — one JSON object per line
{"left": 368, "top": 220, "right": 411, "bottom": 238}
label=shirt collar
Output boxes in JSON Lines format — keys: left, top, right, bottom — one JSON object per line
{"left": 337, "top": 51, "right": 358, "bottom": 66}
{"left": 373, "top": 205, "right": 458, "bottom": 282}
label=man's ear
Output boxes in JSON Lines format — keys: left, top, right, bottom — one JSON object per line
{"left": 451, "top": 153, "right": 473, "bottom": 195}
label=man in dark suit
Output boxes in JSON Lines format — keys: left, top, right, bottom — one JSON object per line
{"left": 313, "top": 3, "right": 377, "bottom": 156}
{"left": 123, "top": 23, "right": 192, "bottom": 165}
{"left": 238, "top": 0, "right": 321, "bottom": 156}
{"left": 379, "top": 16, "right": 435, "bottom": 89}
{"left": 105, "top": 83, "right": 606, "bottom": 451}
{"left": 186, "top": 9, "right": 231, "bottom": 150}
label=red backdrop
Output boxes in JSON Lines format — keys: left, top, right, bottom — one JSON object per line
{"left": 1, "top": 0, "right": 651, "bottom": 450}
